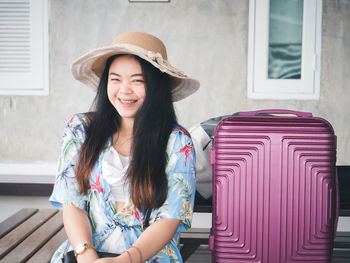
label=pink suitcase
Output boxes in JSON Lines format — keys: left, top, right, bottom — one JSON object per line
{"left": 208, "top": 109, "right": 339, "bottom": 263}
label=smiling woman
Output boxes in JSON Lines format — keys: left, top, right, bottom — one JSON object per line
{"left": 48, "top": 32, "right": 200, "bottom": 263}
{"left": 107, "top": 55, "right": 146, "bottom": 121}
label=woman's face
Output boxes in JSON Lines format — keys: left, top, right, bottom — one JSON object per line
{"left": 107, "top": 55, "right": 146, "bottom": 120}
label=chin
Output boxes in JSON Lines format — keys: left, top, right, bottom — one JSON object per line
{"left": 118, "top": 113, "right": 137, "bottom": 119}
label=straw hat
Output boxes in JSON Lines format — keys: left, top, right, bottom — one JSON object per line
{"left": 71, "top": 32, "right": 200, "bottom": 101}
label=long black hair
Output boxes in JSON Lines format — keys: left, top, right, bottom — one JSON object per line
{"left": 75, "top": 54, "right": 177, "bottom": 210}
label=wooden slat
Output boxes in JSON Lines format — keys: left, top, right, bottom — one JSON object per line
{"left": 0, "top": 208, "right": 38, "bottom": 239}
{"left": 334, "top": 231, "right": 350, "bottom": 249}
{"left": 332, "top": 249, "right": 350, "bottom": 262}
{"left": 0, "top": 208, "right": 58, "bottom": 259}
{"left": 1, "top": 210, "right": 63, "bottom": 263}
{"left": 26, "top": 227, "right": 66, "bottom": 263}
{"left": 0, "top": 183, "right": 54, "bottom": 197}
{"left": 194, "top": 205, "right": 212, "bottom": 213}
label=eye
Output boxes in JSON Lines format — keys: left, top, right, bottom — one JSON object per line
{"left": 132, "top": 79, "right": 144, "bottom": 83}
{"left": 110, "top": 78, "right": 120, "bottom": 82}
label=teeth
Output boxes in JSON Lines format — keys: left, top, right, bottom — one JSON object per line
{"left": 120, "top": 99, "right": 137, "bottom": 104}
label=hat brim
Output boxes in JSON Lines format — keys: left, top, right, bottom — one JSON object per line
{"left": 71, "top": 43, "right": 199, "bottom": 102}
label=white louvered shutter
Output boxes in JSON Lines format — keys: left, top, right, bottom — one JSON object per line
{"left": 0, "top": 0, "right": 48, "bottom": 95}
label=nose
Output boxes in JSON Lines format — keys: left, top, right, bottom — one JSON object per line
{"left": 119, "top": 81, "right": 132, "bottom": 94}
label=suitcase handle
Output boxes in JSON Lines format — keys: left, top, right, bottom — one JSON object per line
{"left": 238, "top": 109, "right": 313, "bottom": 117}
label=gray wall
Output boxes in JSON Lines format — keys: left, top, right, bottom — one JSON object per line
{"left": 1, "top": 0, "right": 349, "bottom": 165}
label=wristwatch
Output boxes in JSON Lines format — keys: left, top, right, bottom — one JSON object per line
{"left": 74, "top": 243, "right": 94, "bottom": 257}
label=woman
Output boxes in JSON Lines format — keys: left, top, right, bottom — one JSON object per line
{"left": 49, "top": 32, "right": 199, "bottom": 263}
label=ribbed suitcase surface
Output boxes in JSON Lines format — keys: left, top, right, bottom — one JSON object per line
{"left": 209, "top": 110, "right": 338, "bottom": 263}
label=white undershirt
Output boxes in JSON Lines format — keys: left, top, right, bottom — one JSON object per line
{"left": 102, "top": 147, "right": 130, "bottom": 202}
{"left": 101, "top": 147, "right": 130, "bottom": 253}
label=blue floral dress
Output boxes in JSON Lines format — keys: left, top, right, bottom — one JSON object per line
{"left": 49, "top": 114, "right": 196, "bottom": 263}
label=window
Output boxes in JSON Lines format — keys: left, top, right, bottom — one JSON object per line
{"left": 247, "top": 0, "right": 322, "bottom": 100}
{"left": 0, "top": 0, "right": 49, "bottom": 96}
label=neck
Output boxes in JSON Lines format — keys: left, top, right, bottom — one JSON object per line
{"left": 112, "top": 117, "right": 134, "bottom": 148}
{"left": 119, "top": 117, "right": 134, "bottom": 136}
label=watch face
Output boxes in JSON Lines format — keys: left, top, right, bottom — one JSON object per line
{"left": 76, "top": 243, "right": 85, "bottom": 254}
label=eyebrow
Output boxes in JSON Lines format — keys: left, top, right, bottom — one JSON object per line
{"left": 109, "top": 72, "right": 144, "bottom": 77}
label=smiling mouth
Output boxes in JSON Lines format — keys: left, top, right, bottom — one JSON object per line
{"left": 119, "top": 99, "right": 137, "bottom": 105}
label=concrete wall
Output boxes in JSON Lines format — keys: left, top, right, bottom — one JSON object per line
{"left": 0, "top": 0, "right": 349, "bottom": 234}
{"left": 0, "top": 0, "right": 349, "bottom": 165}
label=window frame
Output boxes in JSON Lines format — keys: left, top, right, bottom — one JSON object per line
{"left": 0, "top": 0, "right": 49, "bottom": 96}
{"left": 247, "top": 0, "right": 322, "bottom": 100}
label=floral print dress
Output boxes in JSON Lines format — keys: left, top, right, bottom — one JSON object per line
{"left": 49, "top": 114, "right": 196, "bottom": 263}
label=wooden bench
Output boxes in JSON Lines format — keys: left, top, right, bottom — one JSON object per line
{"left": 0, "top": 165, "right": 349, "bottom": 262}
{"left": 1, "top": 208, "right": 349, "bottom": 263}
{"left": 0, "top": 208, "right": 210, "bottom": 263}
{"left": 0, "top": 208, "right": 65, "bottom": 263}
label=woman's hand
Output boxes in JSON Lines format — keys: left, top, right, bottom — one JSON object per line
{"left": 76, "top": 249, "right": 99, "bottom": 263}
{"left": 93, "top": 258, "right": 117, "bottom": 263}
{"left": 128, "top": 218, "right": 181, "bottom": 261}
{"left": 92, "top": 251, "right": 134, "bottom": 263}
{"left": 93, "top": 256, "right": 124, "bottom": 263}
{"left": 62, "top": 204, "right": 99, "bottom": 263}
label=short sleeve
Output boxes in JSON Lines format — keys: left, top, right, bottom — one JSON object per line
{"left": 157, "top": 127, "right": 196, "bottom": 231}
{"left": 49, "top": 114, "right": 89, "bottom": 210}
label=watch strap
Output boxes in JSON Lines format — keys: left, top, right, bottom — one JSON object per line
{"left": 74, "top": 243, "right": 94, "bottom": 257}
